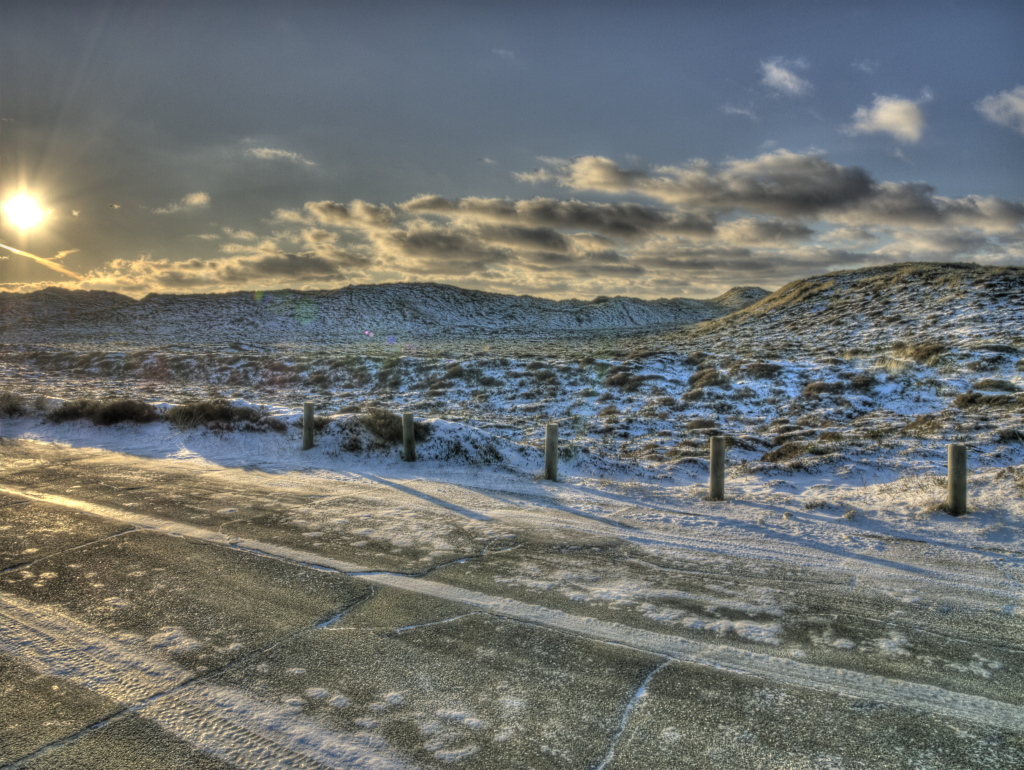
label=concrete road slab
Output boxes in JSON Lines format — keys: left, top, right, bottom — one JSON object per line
{"left": 0, "top": 651, "right": 121, "bottom": 765}
{"left": 605, "top": 659, "right": 1024, "bottom": 769}
{"left": 15, "top": 714, "right": 239, "bottom": 770}
{"left": 1, "top": 529, "right": 369, "bottom": 671}
{"left": 213, "top": 611, "right": 660, "bottom": 768}
{"left": 0, "top": 499, "right": 131, "bottom": 571}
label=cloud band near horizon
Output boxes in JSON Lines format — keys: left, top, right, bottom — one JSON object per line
{"left": 4, "top": 149, "right": 1022, "bottom": 301}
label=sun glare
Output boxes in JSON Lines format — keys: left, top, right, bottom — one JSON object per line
{"left": 2, "top": 194, "right": 47, "bottom": 230}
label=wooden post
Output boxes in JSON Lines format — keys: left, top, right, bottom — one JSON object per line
{"left": 402, "top": 413, "right": 416, "bottom": 462}
{"left": 544, "top": 423, "right": 558, "bottom": 481}
{"left": 947, "top": 443, "right": 967, "bottom": 516}
{"left": 302, "top": 402, "right": 314, "bottom": 450}
{"left": 709, "top": 436, "right": 725, "bottom": 501}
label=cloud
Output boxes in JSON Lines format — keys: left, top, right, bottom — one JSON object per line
{"left": 976, "top": 86, "right": 1024, "bottom": 135}
{"left": 401, "top": 194, "right": 716, "bottom": 238}
{"left": 717, "top": 218, "right": 813, "bottom": 245}
{"left": 492, "top": 49, "right": 515, "bottom": 60}
{"left": 274, "top": 200, "right": 395, "bottom": 229}
{"left": 761, "top": 57, "right": 811, "bottom": 96}
{"left": 721, "top": 104, "right": 758, "bottom": 121}
{"left": 246, "top": 147, "right": 317, "bottom": 166}
{"left": 848, "top": 91, "right": 931, "bottom": 143}
{"left": 514, "top": 150, "right": 1024, "bottom": 236}
{"left": 153, "top": 192, "right": 210, "bottom": 214}
{"left": 26, "top": 147, "right": 1021, "bottom": 301}
{"left": 852, "top": 59, "right": 880, "bottom": 74}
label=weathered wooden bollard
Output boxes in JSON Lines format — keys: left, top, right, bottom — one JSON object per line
{"left": 302, "top": 402, "right": 314, "bottom": 450}
{"left": 709, "top": 436, "right": 725, "bottom": 501}
{"left": 402, "top": 413, "right": 416, "bottom": 462}
{"left": 947, "top": 443, "right": 967, "bottom": 516}
{"left": 544, "top": 423, "right": 558, "bottom": 481}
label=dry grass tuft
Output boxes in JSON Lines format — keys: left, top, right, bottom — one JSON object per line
{"left": 973, "top": 378, "right": 1018, "bottom": 392}
{"left": 0, "top": 391, "right": 26, "bottom": 417}
{"left": 48, "top": 398, "right": 160, "bottom": 426}
{"left": 358, "top": 407, "right": 432, "bottom": 444}
{"left": 165, "top": 399, "right": 263, "bottom": 429}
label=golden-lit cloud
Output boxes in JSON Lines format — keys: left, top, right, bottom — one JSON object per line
{"left": 7, "top": 148, "right": 1022, "bottom": 301}
{"left": 153, "top": 192, "right": 211, "bottom": 214}
{"left": 0, "top": 243, "right": 82, "bottom": 278}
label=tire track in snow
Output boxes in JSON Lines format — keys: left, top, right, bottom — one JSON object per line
{"left": 5, "top": 486, "right": 1024, "bottom": 734}
{"left": 0, "top": 596, "right": 412, "bottom": 769}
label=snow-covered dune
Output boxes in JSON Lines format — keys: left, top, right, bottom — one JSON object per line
{"left": 0, "top": 282, "right": 769, "bottom": 346}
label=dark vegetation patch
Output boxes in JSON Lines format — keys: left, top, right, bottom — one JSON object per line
{"left": 743, "top": 362, "right": 784, "bottom": 380}
{"left": 358, "top": 407, "right": 432, "bottom": 444}
{"left": 48, "top": 398, "right": 160, "bottom": 426}
{"left": 892, "top": 340, "right": 947, "bottom": 365}
{"left": 954, "top": 392, "right": 1016, "bottom": 408}
{"left": 687, "top": 369, "right": 730, "bottom": 390}
{"left": 973, "top": 378, "right": 1018, "bottom": 392}
{"left": 801, "top": 380, "right": 846, "bottom": 397}
{"left": 165, "top": 399, "right": 266, "bottom": 429}
{"left": 841, "top": 371, "right": 878, "bottom": 391}
{"left": 0, "top": 391, "right": 26, "bottom": 417}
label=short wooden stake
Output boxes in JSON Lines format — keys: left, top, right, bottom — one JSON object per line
{"left": 709, "top": 436, "right": 725, "bottom": 501}
{"left": 402, "top": 413, "right": 416, "bottom": 462}
{"left": 947, "top": 443, "right": 967, "bottom": 516}
{"left": 302, "top": 402, "right": 314, "bottom": 450}
{"left": 544, "top": 423, "right": 558, "bottom": 481}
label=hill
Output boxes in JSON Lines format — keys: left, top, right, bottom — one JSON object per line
{"left": 0, "top": 282, "right": 769, "bottom": 346}
{"left": 665, "top": 262, "right": 1024, "bottom": 357}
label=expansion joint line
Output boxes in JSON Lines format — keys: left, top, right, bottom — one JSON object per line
{"left": 0, "top": 527, "right": 140, "bottom": 576}
{"left": 593, "top": 659, "right": 672, "bottom": 770}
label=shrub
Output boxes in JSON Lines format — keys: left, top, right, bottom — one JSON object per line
{"left": 444, "top": 364, "right": 466, "bottom": 379}
{"left": 974, "top": 378, "right": 1018, "bottom": 392}
{"left": 744, "top": 362, "right": 783, "bottom": 380}
{"left": 761, "top": 442, "right": 810, "bottom": 462}
{"left": 996, "top": 427, "right": 1024, "bottom": 443}
{"left": 604, "top": 372, "right": 645, "bottom": 392}
{"left": 801, "top": 381, "right": 845, "bottom": 397}
{"left": 847, "top": 372, "right": 878, "bottom": 391}
{"left": 685, "top": 418, "right": 717, "bottom": 429}
{"left": 908, "top": 342, "right": 946, "bottom": 365}
{"left": 0, "top": 391, "right": 26, "bottom": 417}
{"left": 165, "top": 399, "right": 262, "bottom": 429}
{"left": 598, "top": 405, "right": 620, "bottom": 417}
{"left": 954, "top": 391, "right": 1014, "bottom": 408}
{"left": 687, "top": 369, "right": 730, "bottom": 390}
{"left": 48, "top": 398, "right": 159, "bottom": 426}
{"left": 358, "top": 407, "right": 432, "bottom": 444}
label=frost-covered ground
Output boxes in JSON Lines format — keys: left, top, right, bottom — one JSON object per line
{"left": 2, "top": 262, "right": 1024, "bottom": 767}
{"left": 3, "top": 263, "right": 1024, "bottom": 552}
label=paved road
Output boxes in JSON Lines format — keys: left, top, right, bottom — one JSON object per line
{"left": 1, "top": 438, "right": 1022, "bottom": 768}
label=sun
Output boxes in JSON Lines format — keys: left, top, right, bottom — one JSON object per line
{"left": 2, "top": 194, "right": 47, "bottom": 230}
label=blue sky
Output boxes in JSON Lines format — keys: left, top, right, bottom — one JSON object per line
{"left": 1, "top": 0, "right": 1021, "bottom": 298}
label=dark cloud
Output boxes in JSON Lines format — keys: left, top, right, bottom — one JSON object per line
{"left": 474, "top": 224, "right": 571, "bottom": 252}
{"left": 521, "top": 151, "right": 1024, "bottom": 234}
{"left": 718, "top": 218, "right": 814, "bottom": 244}
{"left": 218, "top": 253, "right": 346, "bottom": 282}
{"left": 401, "top": 194, "right": 715, "bottom": 237}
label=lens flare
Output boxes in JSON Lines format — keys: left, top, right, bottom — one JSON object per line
{"left": 2, "top": 194, "right": 46, "bottom": 230}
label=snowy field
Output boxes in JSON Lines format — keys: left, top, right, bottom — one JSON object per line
{"left": 2, "top": 262, "right": 1023, "bottom": 767}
